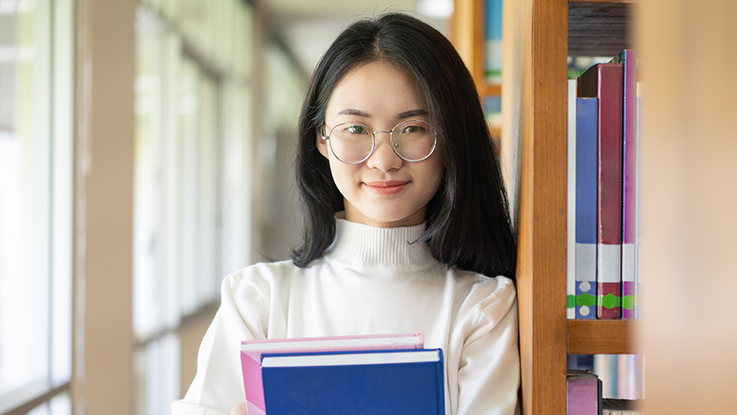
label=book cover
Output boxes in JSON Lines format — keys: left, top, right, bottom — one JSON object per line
{"left": 567, "top": 79, "right": 578, "bottom": 319}
{"left": 575, "top": 97, "right": 599, "bottom": 319}
{"left": 594, "top": 354, "right": 618, "bottom": 399}
{"left": 240, "top": 333, "right": 423, "bottom": 415}
{"left": 578, "top": 63, "right": 624, "bottom": 319}
{"left": 261, "top": 349, "right": 445, "bottom": 415}
{"left": 567, "top": 369, "right": 600, "bottom": 415}
{"left": 616, "top": 354, "right": 644, "bottom": 400}
{"left": 610, "top": 50, "right": 637, "bottom": 319}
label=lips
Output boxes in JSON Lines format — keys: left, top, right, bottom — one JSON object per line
{"left": 363, "top": 180, "right": 410, "bottom": 195}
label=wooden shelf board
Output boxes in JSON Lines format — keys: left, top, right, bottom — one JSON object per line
{"left": 568, "top": 319, "right": 639, "bottom": 355}
{"left": 568, "top": 2, "right": 633, "bottom": 56}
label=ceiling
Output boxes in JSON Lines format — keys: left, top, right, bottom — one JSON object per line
{"left": 259, "top": 0, "right": 454, "bottom": 75}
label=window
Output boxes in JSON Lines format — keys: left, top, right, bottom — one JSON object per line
{"left": 0, "top": 0, "right": 73, "bottom": 413}
{"left": 133, "top": 1, "right": 254, "bottom": 412}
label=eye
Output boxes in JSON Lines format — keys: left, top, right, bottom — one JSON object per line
{"left": 402, "top": 125, "right": 424, "bottom": 134}
{"left": 345, "top": 124, "right": 367, "bottom": 135}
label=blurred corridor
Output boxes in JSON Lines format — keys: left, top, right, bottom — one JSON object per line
{"left": 0, "top": 0, "right": 452, "bottom": 414}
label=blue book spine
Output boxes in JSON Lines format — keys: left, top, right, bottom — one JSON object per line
{"left": 575, "top": 97, "right": 599, "bottom": 319}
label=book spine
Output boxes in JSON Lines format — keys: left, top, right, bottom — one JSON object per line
{"left": 613, "top": 50, "right": 637, "bottom": 319}
{"left": 567, "top": 79, "right": 577, "bottom": 319}
{"left": 567, "top": 373, "right": 600, "bottom": 415}
{"left": 484, "top": 0, "right": 503, "bottom": 84}
{"left": 575, "top": 97, "right": 598, "bottom": 319}
{"left": 594, "top": 354, "right": 618, "bottom": 399}
{"left": 634, "top": 84, "right": 643, "bottom": 319}
{"left": 579, "top": 63, "right": 624, "bottom": 319}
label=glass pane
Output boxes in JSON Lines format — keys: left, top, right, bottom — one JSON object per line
{"left": 134, "top": 17, "right": 184, "bottom": 341}
{"left": 134, "top": 23, "right": 167, "bottom": 340}
{"left": 51, "top": 0, "right": 74, "bottom": 385}
{"left": 24, "top": 391, "right": 70, "bottom": 415}
{"left": 178, "top": 56, "right": 200, "bottom": 315}
{"left": 197, "top": 73, "right": 220, "bottom": 303}
{"left": 177, "top": 0, "right": 211, "bottom": 53}
{"left": 49, "top": 391, "right": 71, "bottom": 415}
{"left": 0, "top": 0, "right": 52, "bottom": 395}
{"left": 134, "top": 335, "right": 181, "bottom": 415}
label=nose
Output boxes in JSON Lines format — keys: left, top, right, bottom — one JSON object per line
{"left": 365, "top": 131, "right": 402, "bottom": 171}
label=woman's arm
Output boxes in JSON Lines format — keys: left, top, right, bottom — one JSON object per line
{"left": 455, "top": 277, "right": 520, "bottom": 415}
{"left": 172, "top": 272, "right": 270, "bottom": 415}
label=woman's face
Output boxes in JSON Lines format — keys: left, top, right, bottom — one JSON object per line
{"left": 317, "top": 60, "right": 443, "bottom": 228}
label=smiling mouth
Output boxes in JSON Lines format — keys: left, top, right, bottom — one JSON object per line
{"left": 364, "top": 181, "right": 409, "bottom": 195}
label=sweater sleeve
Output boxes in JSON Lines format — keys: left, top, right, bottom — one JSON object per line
{"left": 455, "top": 276, "right": 520, "bottom": 415}
{"left": 171, "top": 271, "right": 270, "bottom": 415}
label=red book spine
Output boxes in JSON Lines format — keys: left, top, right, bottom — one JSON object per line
{"left": 578, "top": 63, "right": 623, "bottom": 319}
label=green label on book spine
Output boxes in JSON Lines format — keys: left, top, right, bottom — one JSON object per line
{"left": 576, "top": 293, "right": 597, "bottom": 307}
{"left": 622, "top": 295, "right": 635, "bottom": 310}
{"left": 598, "top": 294, "right": 622, "bottom": 310}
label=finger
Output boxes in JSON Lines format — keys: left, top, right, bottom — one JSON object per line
{"left": 230, "top": 402, "right": 247, "bottom": 415}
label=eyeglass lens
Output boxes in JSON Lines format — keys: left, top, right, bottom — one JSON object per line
{"left": 327, "top": 120, "right": 436, "bottom": 164}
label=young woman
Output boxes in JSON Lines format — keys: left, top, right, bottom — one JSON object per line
{"left": 172, "top": 12, "right": 519, "bottom": 415}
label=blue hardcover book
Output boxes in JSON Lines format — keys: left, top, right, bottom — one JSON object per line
{"left": 261, "top": 348, "right": 445, "bottom": 415}
{"left": 575, "top": 97, "right": 598, "bottom": 319}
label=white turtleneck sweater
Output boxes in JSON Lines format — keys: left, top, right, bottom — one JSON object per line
{"left": 171, "top": 219, "right": 520, "bottom": 415}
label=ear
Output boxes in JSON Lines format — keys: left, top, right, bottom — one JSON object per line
{"left": 316, "top": 127, "right": 329, "bottom": 159}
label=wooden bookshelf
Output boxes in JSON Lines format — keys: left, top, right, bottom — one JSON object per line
{"left": 511, "top": 0, "right": 638, "bottom": 413}
{"left": 450, "top": 0, "right": 502, "bottom": 97}
{"left": 451, "top": 0, "right": 640, "bottom": 413}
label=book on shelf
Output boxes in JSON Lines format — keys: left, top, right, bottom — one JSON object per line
{"left": 634, "top": 83, "right": 643, "bottom": 319}
{"left": 616, "top": 354, "right": 644, "bottom": 400}
{"left": 240, "top": 333, "right": 423, "bottom": 415}
{"left": 577, "top": 62, "right": 624, "bottom": 320}
{"left": 570, "top": 354, "right": 645, "bottom": 404}
{"left": 567, "top": 79, "right": 577, "bottom": 319}
{"left": 484, "top": 0, "right": 503, "bottom": 84}
{"left": 574, "top": 95, "right": 599, "bottom": 319}
{"left": 609, "top": 50, "right": 638, "bottom": 320}
{"left": 261, "top": 348, "right": 445, "bottom": 415}
{"left": 602, "top": 398, "right": 643, "bottom": 415}
{"left": 567, "top": 369, "right": 602, "bottom": 415}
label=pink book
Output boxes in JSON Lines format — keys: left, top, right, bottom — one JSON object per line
{"left": 567, "top": 370, "right": 601, "bottom": 415}
{"left": 240, "top": 333, "right": 423, "bottom": 415}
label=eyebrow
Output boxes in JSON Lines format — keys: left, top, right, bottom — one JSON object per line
{"left": 335, "top": 108, "right": 429, "bottom": 119}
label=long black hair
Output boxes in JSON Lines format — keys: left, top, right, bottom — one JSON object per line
{"left": 290, "top": 12, "right": 516, "bottom": 282}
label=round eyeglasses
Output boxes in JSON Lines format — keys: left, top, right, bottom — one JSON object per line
{"left": 321, "top": 120, "right": 438, "bottom": 164}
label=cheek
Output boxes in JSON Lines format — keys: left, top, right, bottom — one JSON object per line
{"left": 327, "top": 158, "right": 356, "bottom": 193}
{"left": 424, "top": 157, "right": 445, "bottom": 193}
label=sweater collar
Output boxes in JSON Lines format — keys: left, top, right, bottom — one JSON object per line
{"left": 325, "top": 217, "right": 436, "bottom": 268}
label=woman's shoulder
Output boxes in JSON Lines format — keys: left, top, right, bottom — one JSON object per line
{"left": 221, "top": 259, "right": 302, "bottom": 297}
{"left": 452, "top": 268, "right": 515, "bottom": 293}
{"left": 451, "top": 269, "right": 517, "bottom": 316}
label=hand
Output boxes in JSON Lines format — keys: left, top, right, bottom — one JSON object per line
{"left": 230, "top": 402, "right": 247, "bottom": 415}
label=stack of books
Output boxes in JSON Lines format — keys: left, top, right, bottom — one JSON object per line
{"left": 567, "top": 370, "right": 644, "bottom": 415}
{"left": 239, "top": 333, "right": 445, "bottom": 415}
